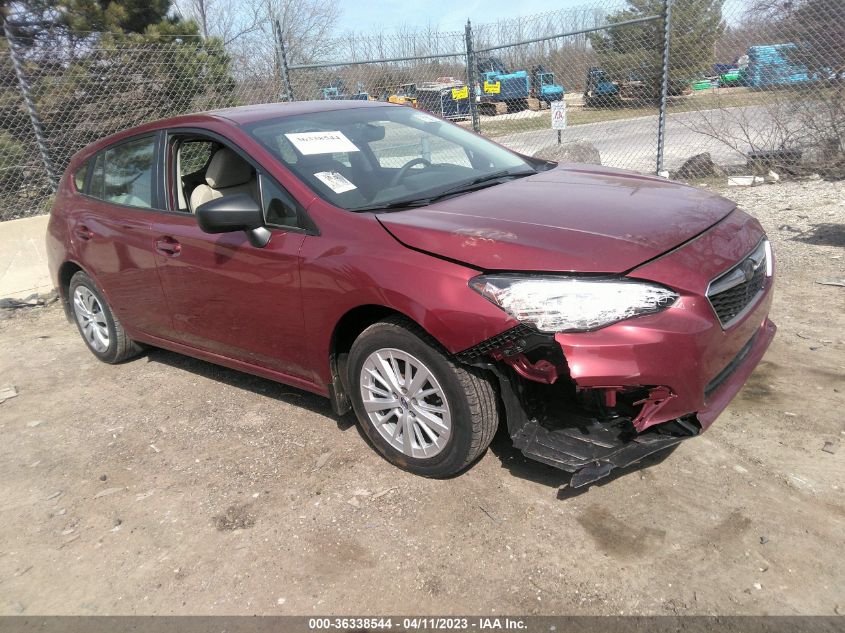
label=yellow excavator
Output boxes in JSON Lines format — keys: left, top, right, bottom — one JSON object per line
{"left": 384, "top": 83, "right": 418, "bottom": 107}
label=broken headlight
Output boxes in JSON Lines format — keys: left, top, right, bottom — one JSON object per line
{"left": 469, "top": 275, "right": 678, "bottom": 333}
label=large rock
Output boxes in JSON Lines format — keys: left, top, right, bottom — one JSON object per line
{"left": 534, "top": 141, "right": 601, "bottom": 165}
{"left": 675, "top": 152, "right": 725, "bottom": 180}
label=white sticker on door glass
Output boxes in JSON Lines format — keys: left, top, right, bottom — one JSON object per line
{"left": 284, "top": 131, "right": 360, "bottom": 155}
{"left": 314, "top": 171, "right": 357, "bottom": 194}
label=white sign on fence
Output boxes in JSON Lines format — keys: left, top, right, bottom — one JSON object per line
{"left": 551, "top": 100, "right": 567, "bottom": 130}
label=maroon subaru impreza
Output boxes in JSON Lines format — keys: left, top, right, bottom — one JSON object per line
{"left": 46, "top": 101, "right": 775, "bottom": 486}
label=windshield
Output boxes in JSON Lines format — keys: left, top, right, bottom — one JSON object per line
{"left": 244, "top": 105, "right": 543, "bottom": 211}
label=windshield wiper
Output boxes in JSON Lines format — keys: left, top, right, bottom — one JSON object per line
{"left": 352, "top": 197, "right": 436, "bottom": 212}
{"left": 430, "top": 168, "right": 535, "bottom": 199}
{"left": 351, "top": 168, "right": 536, "bottom": 212}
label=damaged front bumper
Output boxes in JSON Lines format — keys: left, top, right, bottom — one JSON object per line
{"left": 455, "top": 263, "right": 775, "bottom": 487}
{"left": 493, "top": 365, "right": 702, "bottom": 488}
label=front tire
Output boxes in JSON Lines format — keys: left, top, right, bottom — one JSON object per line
{"left": 347, "top": 317, "right": 499, "bottom": 477}
{"left": 69, "top": 271, "right": 142, "bottom": 364}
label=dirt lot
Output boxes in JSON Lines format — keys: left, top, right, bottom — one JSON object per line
{"left": 0, "top": 178, "right": 843, "bottom": 616}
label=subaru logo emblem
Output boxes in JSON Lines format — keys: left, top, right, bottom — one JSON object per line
{"left": 742, "top": 259, "right": 756, "bottom": 282}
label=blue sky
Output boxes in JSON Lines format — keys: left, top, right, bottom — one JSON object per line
{"left": 336, "top": 0, "right": 598, "bottom": 33}
{"left": 336, "top": 0, "right": 747, "bottom": 33}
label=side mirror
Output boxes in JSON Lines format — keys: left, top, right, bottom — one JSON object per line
{"left": 196, "top": 193, "right": 270, "bottom": 248}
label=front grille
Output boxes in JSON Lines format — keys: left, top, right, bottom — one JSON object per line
{"left": 707, "top": 240, "right": 768, "bottom": 328}
{"left": 709, "top": 266, "right": 766, "bottom": 324}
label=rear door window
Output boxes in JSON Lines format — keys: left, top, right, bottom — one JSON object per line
{"left": 73, "top": 161, "right": 89, "bottom": 192}
{"left": 89, "top": 154, "right": 105, "bottom": 199}
{"left": 88, "top": 136, "right": 156, "bottom": 209}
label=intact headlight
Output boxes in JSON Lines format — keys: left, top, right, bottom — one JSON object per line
{"left": 469, "top": 275, "right": 679, "bottom": 333}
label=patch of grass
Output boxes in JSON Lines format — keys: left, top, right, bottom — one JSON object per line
{"left": 477, "top": 87, "right": 777, "bottom": 138}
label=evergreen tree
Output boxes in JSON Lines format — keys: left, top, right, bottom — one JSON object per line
{"left": 590, "top": 0, "right": 725, "bottom": 99}
{"left": 0, "top": 0, "right": 237, "bottom": 217}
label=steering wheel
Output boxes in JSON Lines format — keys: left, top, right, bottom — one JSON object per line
{"left": 388, "top": 158, "right": 432, "bottom": 188}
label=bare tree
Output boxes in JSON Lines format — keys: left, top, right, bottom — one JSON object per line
{"left": 173, "top": 0, "right": 263, "bottom": 45}
{"left": 174, "top": 0, "right": 209, "bottom": 37}
{"left": 260, "top": 0, "right": 341, "bottom": 65}
{"left": 174, "top": 0, "right": 341, "bottom": 100}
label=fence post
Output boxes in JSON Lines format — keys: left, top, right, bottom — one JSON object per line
{"left": 273, "top": 18, "right": 295, "bottom": 102}
{"left": 656, "top": 0, "right": 672, "bottom": 176}
{"left": 464, "top": 20, "right": 480, "bottom": 133}
{"left": 3, "top": 21, "right": 57, "bottom": 189}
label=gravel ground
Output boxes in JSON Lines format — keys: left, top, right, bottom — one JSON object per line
{"left": 0, "top": 177, "right": 843, "bottom": 616}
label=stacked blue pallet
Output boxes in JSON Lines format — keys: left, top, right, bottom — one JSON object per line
{"left": 743, "top": 44, "right": 810, "bottom": 88}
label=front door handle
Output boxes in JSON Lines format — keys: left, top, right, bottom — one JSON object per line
{"left": 155, "top": 236, "right": 182, "bottom": 257}
{"left": 73, "top": 225, "right": 93, "bottom": 241}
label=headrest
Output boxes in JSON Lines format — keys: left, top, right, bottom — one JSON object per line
{"left": 349, "top": 123, "right": 385, "bottom": 142}
{"left": 205, "top": 148, "right": 252, "bottom": 189}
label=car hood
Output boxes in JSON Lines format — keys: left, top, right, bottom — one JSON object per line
{"left": 376, "top": 165, "right": 737, "bottom": 273}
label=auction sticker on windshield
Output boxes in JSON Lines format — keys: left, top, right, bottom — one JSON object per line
{"left": 285, "top": 131, "right": 360, "bottom": 155}
{"left": 314, "top": 171, "right": 357, "bottom": 193}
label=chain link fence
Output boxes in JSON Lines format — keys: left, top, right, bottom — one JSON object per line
{"left": 282, "top": 7, "right": 668, "bottom": 173}
{"left": 0, "top": 28, "right": 279, "bottom": 221}
{"left": 1, "top": 0, "right": 843, "bottom": 221}
{"left": 665, "top": 0, "right": 845, "bottom": 179}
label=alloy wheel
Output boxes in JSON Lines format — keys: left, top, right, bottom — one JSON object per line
{"left": 359, "top": 348, "right": 452, "bottom": 459}
{"left": 73, "top": 286, "right": 110, "bottom": 353}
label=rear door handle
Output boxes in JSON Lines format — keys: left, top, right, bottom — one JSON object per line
{"left": 73, "top": 225, "right": 93, "bottom": 241}
{"left": 155, "top": 236, "right": 182, "bottom": 257}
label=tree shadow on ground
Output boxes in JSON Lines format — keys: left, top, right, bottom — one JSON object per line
{"left": 791, "top": 223, "right": 845, "bottom": 248}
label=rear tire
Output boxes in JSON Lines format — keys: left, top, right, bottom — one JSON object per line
{"left": 69, "top": 271, "right": 142, "bottom": 364}
{"left": 347, "top": 317, "right": 499, "bottom": 477}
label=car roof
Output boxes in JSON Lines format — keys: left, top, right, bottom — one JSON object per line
{"left": 206, "top": 100, "right": 393, "bottom": 125}
{"left": 69, "top": 100, "right": 398, "bottom": 167}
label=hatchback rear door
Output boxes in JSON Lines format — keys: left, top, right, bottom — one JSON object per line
{"left": 71, "top": 133, "right": 173, "bottom": 338}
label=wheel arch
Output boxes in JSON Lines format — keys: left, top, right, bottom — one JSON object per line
{"left": 59, "top": 260, "right": 84, "bottom": 294}
{"left": 57, "top": 260, "right": 86, "bottom": 320}
{"left": 327, "top": 304, "right": 442, "bottom": 416}
{"left": 58, "top": 261, "right": 117, "bottom": 324}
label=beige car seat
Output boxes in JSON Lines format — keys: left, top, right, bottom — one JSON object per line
{"left": 189, "top": 148, "right": 259, "bottom": 211}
